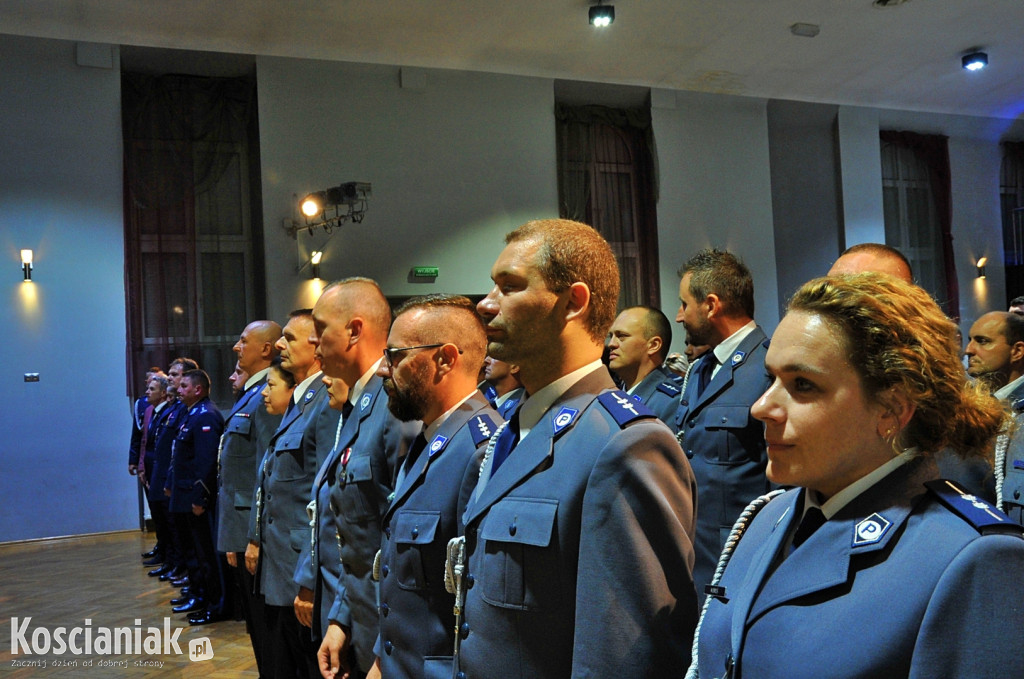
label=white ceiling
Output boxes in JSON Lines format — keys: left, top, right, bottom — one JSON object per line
{"left": 3, "top": 0, "right": 1022, "bottom": 119}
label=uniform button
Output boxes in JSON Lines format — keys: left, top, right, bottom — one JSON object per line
{"left": 411, "top": 526, "right": 419, "bottom": 539}
{"left": 384, "top": 640, "right": 393, "bottom": 655}
{"left": 1015, "top": 490, "right": 1021, "bottom": 500}
{"left": 382, "top": 564, "right": 389, "bottom": 578}
{"left": 465, "top": 574, "right": 475, "bottom": 588}
{"left": 688, "top": 419, "right": 696, "bottom": 427}
{"left": 348, "top": 473, "right": 354, "bottom": 482}
{"left": 460, "top": 622, "right": 469, "bottom": 639}
{"left": 381, "top": 603, "right": 390, "bottom": 617}
{"left": 508, "top": 523, "right": 517, "bottom": 536}
{"left": 268, "top": 517, "right": 273, "bottom": 524}
{"left": 721, "top": 416, "right": 728, "bottom": 423}
{"left": 456, "top": 672, "right": 466, "bottom": 679}
{"left": 385, "top": 527, "right": 391, "bottom": 539}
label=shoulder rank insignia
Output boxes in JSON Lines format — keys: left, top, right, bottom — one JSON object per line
{"left": 597, "top": 390, "right": 655, "bottom": 427}
{"left": 470, "top": 414, "right": 498, "bottom": 447}
{"left": 552, "top": 406, "right": 580, "bottom": 436}
{"left": 656, "top": 381, "right": 681, "bottom": 397}
{"left": 926, "top": 479, "right": 1023, "bottom": 536}
{"left": 428, "top": 434, "right": 449, "bottom": 458}
{"left": 852, "top": 513, "right": 892, "bottom": 547}
{"left": 731, "top": 350, "right": 746, "bottom": 366}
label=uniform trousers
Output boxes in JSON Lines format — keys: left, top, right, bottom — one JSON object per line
{"left": 264, "top": 604, "right": 319, "bottom": 679}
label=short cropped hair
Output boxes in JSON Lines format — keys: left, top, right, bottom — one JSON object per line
{"left": 395, "top": 294, "right": 488, "bottom": 377}
{"left": 679, "top": 248, "right": 755, "bottom": 318}
{"left": 181, "top": 368, "right": 211, "bottom": 394}
{"left": 170, "top": 357, "right": 199, "bottom": 372}
{"left": 506, "top": 219, "right": 620, "bottom": 342}
{"left": 841, "top": 243, "right": 913, "bottom": 279}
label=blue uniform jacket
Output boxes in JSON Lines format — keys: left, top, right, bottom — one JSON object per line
{"left": 148, "top": 399, "right": 185, "bottom": 503}
{"left": 695, "top": 456, "right": 1024, "bottom": 678}
{"left": 674, "top": 326, "right": 772, "bottom": 593}
{"left": 251, "top": 378, "right": 339, "bottom": 607}
{"left": 299, "top": 375, "right": 416, "bottom": 668}
{"left": 216, "top": 375, "right": 282, "bottom": 554}
{"left": 630, "top": 364, "right": 683, "bottom": 425}
{"left": 375, "top": 393, "right": 499, "bottom": 679}
{"left": 1000, "top": 381, "right": 1024, "bottom": 525}
{"left": 128, "top": 396, "right": 148, "bottom": 467}
{"left": 457, "top": 367, "right": 699, "bottom": 679}
{"left": 168, "top": 397, "right": 225, "bottom": 513}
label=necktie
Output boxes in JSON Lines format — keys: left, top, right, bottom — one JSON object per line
{"left": 489, "top": 412, "right": 521, "bottom": 478}
{"left": 695, "top": 353, "right": 719, "bottom": 397}
{"left": 343, "top": 400, "right": 354, "bottom": 421}
{"left": 396, "top": 433, "right": 427, "bottom": 490}
{"left": 791, "top": 507, "right": 826, "bottom": 551}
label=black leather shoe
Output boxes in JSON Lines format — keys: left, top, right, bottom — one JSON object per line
{"left": 141, "top": 548, "right": 160, "bottom": 559}
{"left": 178, "top": 586, "right": 193, "bottom": 597}
{"left": 159, "top": 567, "right": 185, "bottom": 582}
{"left": 148, "top": 564, "right": 173, "bottom": 578}
{"left": 170, "top": 595, "right": 191, "bottom": 606}
{"left": 142, "top": 556, "right": 164, "bottom": 566}
{"left": 188, "top": 609, "right": 230, "bottom": 626}
{"left": 170, "top": 576, "right": 190, "bottom": 587}
{"left": 171, "top": 598, "right": 206, "bottom": 614}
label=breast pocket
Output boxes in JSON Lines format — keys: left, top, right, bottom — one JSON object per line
{"left": 478, "top": 498, "right": 559, "bottom": 611}
{"left": 702, "top": 404, "right": 756, "bottom": 463}
{"left": 331, "top": 454, "right": 379, "bottom": 523}
{"left": 224, "top": 415, "right": 253, "bottom": 446}
{"left": 392, "top": 510, "right": 440, "bottom": 590}
{"left": 272, "top": 430, "right": 308, "bottom": 481}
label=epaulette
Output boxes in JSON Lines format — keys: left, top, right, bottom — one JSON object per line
{"left": 656, "top": 380, "right": 682, "bottom": 397}
{"left": 597, "top": 390, "right": 656, "bottom": 427}
{"left": 470, "top": 414, "right": 498, "bottom": 447}
{"left": 925, "top": 479, "right": 1024, "bottom": 536}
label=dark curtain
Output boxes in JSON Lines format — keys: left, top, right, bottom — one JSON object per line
{"left": 122, "top": 73, "right": 259, "bottom": 398}
{"left": 555, "top": 104, "right": 660, "bottom": 308}
{"left": 880, "top": 130, "right": 958, "bottom": 321}
{"left": 1001, "top": 141, "right": 1024, "bottom": 303}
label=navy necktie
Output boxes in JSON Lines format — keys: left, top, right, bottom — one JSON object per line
{"left": 489, "top": 413, "right": 521, "bottom": 478}
{"left": 791, "top": 507, "right": 826, "bottom": 551}
{"left": 695, "top": 353, "right": 719, "bottom": 396}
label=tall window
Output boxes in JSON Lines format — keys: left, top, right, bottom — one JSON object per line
{"left": 879, "top": 131, "right": 958, "bottom": 319}
{"left": 556, "top": 105, "right": 660, "bottom": 308}
{"left": 123, "top": 74, "right": 265, "bottom": 407}
{"left": 1001, "top": 141, "right": 1024, "bottom": 303}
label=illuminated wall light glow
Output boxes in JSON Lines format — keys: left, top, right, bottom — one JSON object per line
{"left": 21, "top": 249, "right": 33, "bottom": 281}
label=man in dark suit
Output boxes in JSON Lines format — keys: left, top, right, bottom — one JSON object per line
{"left": 607, "top": 305, "right": 681, "bottom": 425}
{"left": 366, "top": 294, "right": 500, "bottom": 679}
{"left": 452, "top": 219, "right": 698, "bottom": 679}
{"left": 247, "top": 310, "right": 340, "bottom": 678}
{"left": 308, "top": 278, "right": 418, "bottom": 679}
{"left": 205, "top": 322, "right": 281, "bottom": 646}
{"left": 674, "top": 248, "right": 772, "bottom": 596}
{"left": 170, "top": 369, "right": 225, "bottom": 623}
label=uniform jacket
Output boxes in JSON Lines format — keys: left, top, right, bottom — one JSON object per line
{"left": 375, "top": 394, "right": 499, "bottom": 679}
{"left": 674, "top": 326, "right": 772, "bottom": 593}
{"left": 168, "top": 397, "right": 225, "bottom": 513}
{"left": 251, "top": 378, "right": 339, "bottom": 607}
{"left": 457, "top": 367, "right": 699, "bottom": 679}
{"left": 694, "top": 456, "right": 1024, "bottom": 678}
{"left": 630, "top": 364, "right": 682, "bottom": 425}
{"left": 128, "top": 396, "right": 148, "bottom": 467}
{"left": 298, "top": 375, "right": 416, "bottom": 667}
{"left": 148, "top": 399, "right": 185, "bottom": 503}
{"left": 216, "top": 375, "right": 282, "bottom": 553}
{"left": 1000, "top": 381, "right": 1024, "bottom": 525}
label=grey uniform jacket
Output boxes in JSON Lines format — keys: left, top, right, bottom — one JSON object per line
{"left": 217, "top": 376, "right": 282, "bottom": 553}
{"left": 629, "top": 364, "right": 683, "bottom": 426}
{"left": 250, "top": 378, "right": 340, "bottom": 607}
{"left": 674, "top": 326, "right": 772, "bottom": 594}
{"left": 456, "top": 367, "right": 699, "bottom": 679}
{"left": 375, "top": 394, "right": 499, "bottom": 679}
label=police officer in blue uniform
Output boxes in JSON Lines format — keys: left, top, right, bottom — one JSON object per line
{"left": 248, "top": 310, "right": 340, "bottom": 678}
{"left": 607, "top": 305, "right": 682, "bottom": 425}
{"left": 454, "top": 220, "right": 698, "bottom": 679}
{"left": 674, "top": 249, "right": 772, "bottom": 595}
{"left": 308, "top": 278, "right": 418, "bottom": 679}
{"left": 368, "top": 295, "right": 500, "bottom": 679}
{"left": 208, "top": 323, "right": 282, "bottom": 645}
{"left": 690, "top": 274, "right": 1024, "bottom": 679}
{"left": 169, "top": 369, "right": 225, "bottom": 623}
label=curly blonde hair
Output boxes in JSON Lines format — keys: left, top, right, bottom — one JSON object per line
{"left": 789, "top": 273, "right": 1003, "bottom": 459}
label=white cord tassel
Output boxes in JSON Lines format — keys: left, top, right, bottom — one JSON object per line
{"left": 684, "top": 489, "right": 785, "bottom": 679}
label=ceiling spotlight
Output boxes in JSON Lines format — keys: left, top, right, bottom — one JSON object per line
{"left": 589, "top": 3, "right": 614, "bottom": 27}
{"left": 962, "top": 51, "right": 988, "bottom": 72}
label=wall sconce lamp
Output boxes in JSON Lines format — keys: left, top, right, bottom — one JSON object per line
{"left": 310, "top": 250, "right": 323, "bottom": 280}
{"left": 21, "top": 249, "right": 33, "bottom": 281}
{"left": 976, "top": 256, "right": 987, "bottom": 278}
{"left": 287, "top": 181, "right": 372, "bottom": 238}
{"left": 589, "top": 2, "right": 614, "bottom": 27}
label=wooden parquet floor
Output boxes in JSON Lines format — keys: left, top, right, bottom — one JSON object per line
{"left": 0, "top": 532, "right": 259, "bottom": 677}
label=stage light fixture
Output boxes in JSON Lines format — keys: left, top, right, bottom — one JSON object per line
{"left": 589, "top": 3, "right": 614, "bottom": 27}
{"left": 289, "top": 182, "right": 372, "bottom": 237}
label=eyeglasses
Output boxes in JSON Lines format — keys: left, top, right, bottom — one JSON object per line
{"left": 382, "top": 343, "right": 462, "bottom": 368}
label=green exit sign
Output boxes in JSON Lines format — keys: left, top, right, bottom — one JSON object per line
{"left": 412, "top": 266, "right": 439, "bottom": 278}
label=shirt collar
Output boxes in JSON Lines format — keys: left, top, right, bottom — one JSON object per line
{"left": 292, "top": 370, "right": 323, "bottom": 405}
{"left": 711, "top": 320, "right": 757, "bottom": 366}
{"left": 423, "top": 391, "right": 477, "bottom": 441}
{"left": 518, "top": 360, "right": 604, "bottom": 438}
{"left": 994, "top": 373, "right": 1024, "bottom": 402}
{"left": 244, "top": 367, "right": 270, "bottom": 391}
{"left": 804, "top": 447, "right": 919, "bottom": 520}
{"left": 348, "top": 358, "right": 383, "bottom": 407}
